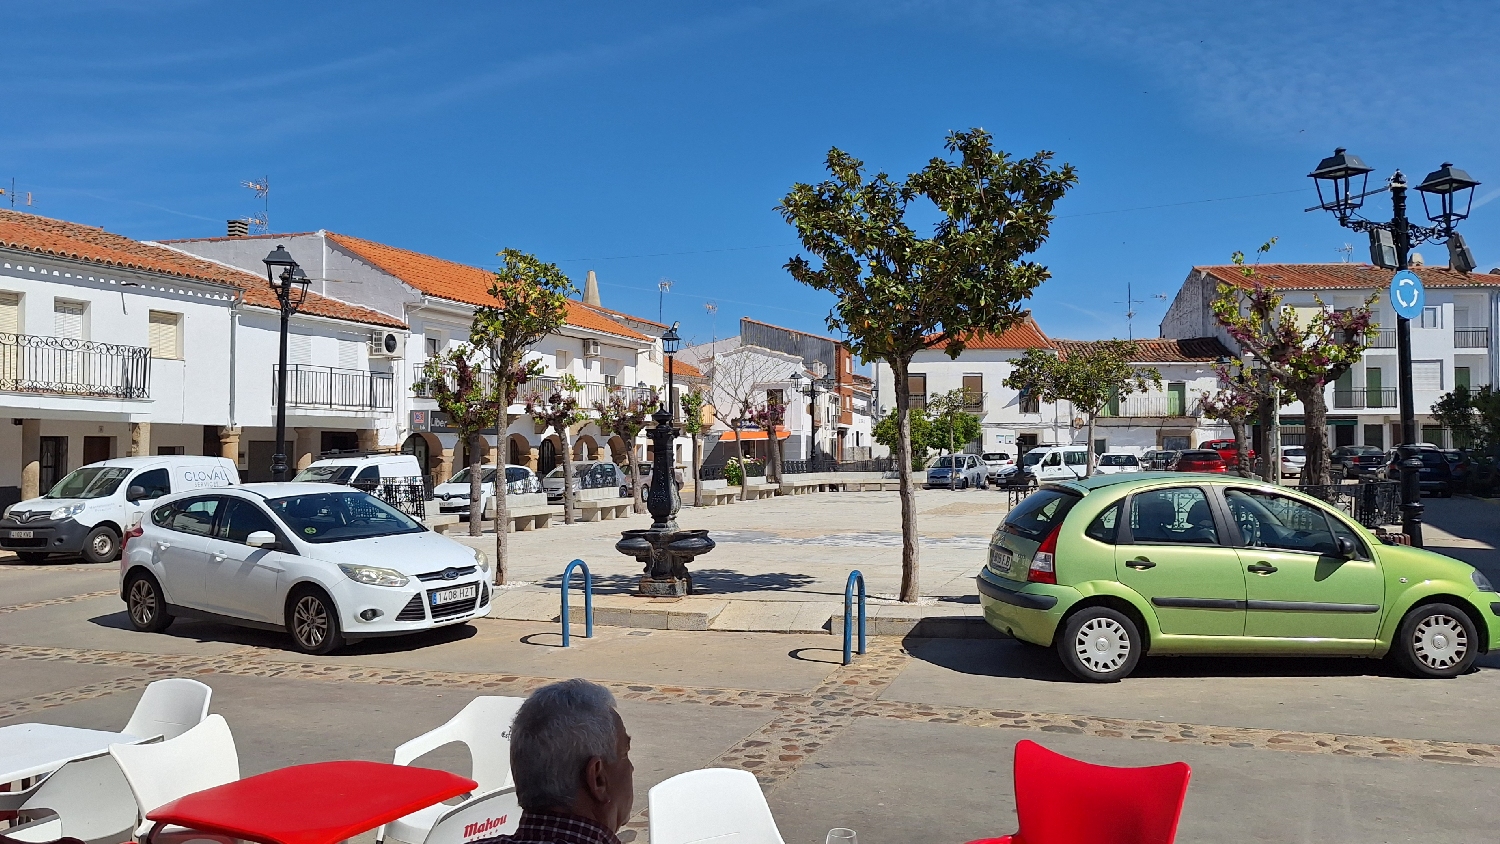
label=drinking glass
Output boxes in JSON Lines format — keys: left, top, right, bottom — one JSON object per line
{"left": 827, "top": 829, "right": 857, "bottom": 844}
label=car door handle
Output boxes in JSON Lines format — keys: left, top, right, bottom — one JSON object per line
{"left": 1125, "top": 558, "right": 1156, "bottom": 570}
{"left": 156, "top": 541, "right": 170, "bottom": 550}
{"left": 1247, "top": 563, "right": 1278, "bottom": 574}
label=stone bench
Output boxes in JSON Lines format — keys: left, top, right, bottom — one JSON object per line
{"left": 423, "top": 514, "right": 461, "bottom": 534}
{"left": 701, "top": 488, "right": 740, "bottom": 506}
{"left": 577, "top": 499, "right": 634, "bottom": 521}
{"left": 778, "top": 479, "right": 820, "bottom": 495}
{"left": 505, "top": 505, "right": 557, "bottom": 532}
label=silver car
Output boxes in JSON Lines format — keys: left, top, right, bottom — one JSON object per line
{"left": 543, "top": 461, "right": 630, "bottom": 502}
{"left": 924, "top": 454, "right": 989, "bottom": 489}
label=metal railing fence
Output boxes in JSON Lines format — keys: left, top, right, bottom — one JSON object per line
{"left": 0, "top": 332, "right": 151, "bottom": 399}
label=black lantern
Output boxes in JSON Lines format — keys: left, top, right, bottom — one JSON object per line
{"left": 1415, "top": 162, "right": 1481, "bottom": 236}
{"left": 661, "top": 321, "right": 681, "bottom": 355}
{"left": 261, "top": 245, "right": 308, "bottom": 482}
{"left": 1308, "top": 148, "right": 1375, "bottom": 223}
{"left": 262, "top": 244, "right": 298, "bottom": 279}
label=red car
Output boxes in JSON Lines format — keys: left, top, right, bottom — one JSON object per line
{"left": 1200, "top": 438, "right": 1255, "bottom": 465}
{"left": 1172, "top": 449, "right": 1227, "bottom": 473}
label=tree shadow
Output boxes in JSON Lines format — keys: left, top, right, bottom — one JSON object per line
{"left": 535, "top": 568, "right": 817, "bottom": 596}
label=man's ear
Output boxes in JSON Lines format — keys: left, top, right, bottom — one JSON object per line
{"left": 584, "top": 755, "right": 610, "bottom": 803}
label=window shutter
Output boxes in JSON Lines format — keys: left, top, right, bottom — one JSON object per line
{"left": 148, "top": 311, "right": 181, "bottom": 359}
{"left": 338, "top": 340, "right": 359, "bottom": 370}
{"left": 54, "top": 301, "right": 85, "bottom": 339}
{"left": 289, "top": 333, "right": 312, "bottom": 364}
{"left": 1412, "top": 360, "right": 1443, "bottom": 391}
{"left": 0, "top": 291, "right": 19, "bottom": 335}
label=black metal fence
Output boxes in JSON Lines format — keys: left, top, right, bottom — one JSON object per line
{"left": 0, "top": 332, "right": 151, "bottom": 398}
{"left": 1295, "top": 481, "right": 1400, "bottom": 528}
{"left": 359, "top": 480, "right": 427, "bottom": 520}
{"left": 276, "top": 365, "right": 394, "bottom": 411}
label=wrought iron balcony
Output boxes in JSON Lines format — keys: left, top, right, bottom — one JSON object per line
{"left": 1098, "top": 394, "right": 1198, "bottom": 418}
{"left": 962, "top": 390, "right": 986, "bottom": 412}
{"left": 0, "top": 332, "right": 151, "bottom": 399}
{"left": 1455, "top": 327, "right": 1490, "bottom": 349}
{"left": 1333, "top": 388, "right": 1397, "bottom": 409}
{"left": 416, "top": 366, "right": 655, "bottom": 408}
{"left": 1369, "top": 328, "right": 1396, "bottom": 349}
{"left": 275, "top": 365, "right": 393, "bottom": 412}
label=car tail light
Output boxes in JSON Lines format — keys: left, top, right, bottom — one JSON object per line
{"left": 122, "top": 520, "right": 144, "bottom": 553}
{"left": 1028, "top": 525, "right": 1060, "bottom": 584}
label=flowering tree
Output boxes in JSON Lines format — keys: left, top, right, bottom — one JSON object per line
{"left": 679, "top": 387, "right": 709, "bottom": 507}
{"left": 595, "top": 387, "right": 660, "bottom": 514}
{"left": 1211, "top": 241, "right": 1377, "bottom": 485}
{"left": 414, "top": 348, "right": 499, "bottom": 535}
{"left": 524, "top": 374, "right": 589, "bottom": 524}
{"left": 746, "top": 399, "right": 787, "bottom": 484}
{"left": 1197, "top": 360, "right": 1273, "bottom": 479}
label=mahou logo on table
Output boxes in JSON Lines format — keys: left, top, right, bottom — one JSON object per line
{"left": 463, "top": 815, "right": 509, "bottom": 839}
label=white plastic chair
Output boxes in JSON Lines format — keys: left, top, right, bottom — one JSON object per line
{"left": 648, "top": 768, "right": 786, "bottom": 844}
{"left": 109, "top": 714, "right": 240, "bottom": 839}
{"left": 5, "top": 751, "right": 137, "bottom": 844}
{"left": 419, "top": 787, "right": 521, "bottom": 844}
{"left": 378, "top": 696, "right": 525, "bottom": 844}
{"left": 122, "top": 679, "right": 213, "bottom": 742}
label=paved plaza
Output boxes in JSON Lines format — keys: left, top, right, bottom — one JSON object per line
{"left": 3, "top": 491, "right": 1500, "bottom": 843}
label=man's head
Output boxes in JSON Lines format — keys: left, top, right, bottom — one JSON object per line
{"left": 511, "top": 679, "right": 634, "bottom": 831}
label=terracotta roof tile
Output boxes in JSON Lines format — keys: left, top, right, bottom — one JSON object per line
{"left": 1052, "top": 337, "right": 1231, "bottom": 363}
{"left": 669, "top": 359, "right": 703, "bottom": 378}
{"left": 935, "top": 315, "right": 1052, "bottom": 350}
{"left": 0, "top": 211, "right": 404, "bottom": 328}
{"left": 1197, "top": 263, "right": 1500, "bottom": 291}
{"left": 326, "top": 232, "right": 648, "bottom": 341}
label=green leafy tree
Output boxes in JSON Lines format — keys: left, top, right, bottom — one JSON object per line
{"left": 1004, "top": 342, "right": 1161, "bottom": 478}
{"left": 1432, "top": 385, "right": 1500, "bottom": 453}
{"left": 471, "top": 249, "right": 574, "bottom": 584}
{"left": 874, "top": 408, "right": 933, "bottom": 467}
{"left": 524, "top": 374, "right": 589, "bottom": 524}
{"left": 779, "top": 128, "right": 1076, "bottom": 602}
{"left": 925, "top": 389, "right": 982, "bottom": 488}
{"left": 413, "top": 348, "right": 499, "bottom": 535}
{"left": 1211, "top": 241, "right": 1377, "bottom": 486}
{"left": 678, "top": 387, "right": 709, "bottom": 507}
{"left": 594, "top": 387, "right": 660, "bottom": 514}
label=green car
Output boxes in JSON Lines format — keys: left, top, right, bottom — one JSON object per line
{"left": 977, "top": 473, "right": 1500, "bottom": 682}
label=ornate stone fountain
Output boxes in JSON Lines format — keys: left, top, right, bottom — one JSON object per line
{"left": 615, "top": 404, "right": 714, "bottom": 596}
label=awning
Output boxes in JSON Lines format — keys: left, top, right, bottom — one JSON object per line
{"left": 718, "top": 426, "right": 790, "bottom": 442}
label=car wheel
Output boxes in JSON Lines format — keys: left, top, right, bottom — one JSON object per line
{"left": 81, "top": 526, "right": 120, "bottom": 564}
{"left": 619, "top": 485, "right": 629, "bottom": 498}
{"left": 17, "top": 552, "right": 48, "bottom": 564}
{"left": 125, "top": 571, "right": 174, "bottom": 633}
{"left": 1056, "top": 606, "right": 1142, "bottom": 682}
{"left": 1392, "top": 603, "right": 1478, "bottom": 679}
{"left": 286, "top": 587, "right": 345, "bottom": 655}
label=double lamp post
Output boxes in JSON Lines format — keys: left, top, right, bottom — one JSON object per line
{"left": 261, "top": 245, "right": 312, "bottom": 483}
{"left": 1307, "top": 149, "right": 1480, "bottom": 546}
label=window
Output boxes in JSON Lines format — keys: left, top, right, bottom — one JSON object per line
{"left": 1019, "top": 391, "right": 1039, "bottom": 414}
{"left": 130, "top": 468, "right": 172, "bottom": 500}
{"left": 962, "top": 374, "right": 983, "bottom": 411}
{"left": 1063, "top": 450, "right": 1087, "bottom": 466}
{"left": 1161, "top": 435, "right": 1190, "bottom": 451}
{"left": 425, "top": 336, "right": 441, "bottom": 358}
{"left": 1002, "top": 489, "right": 1080, "bottom": 541}
{"left": 1128, "top": 488, "right": 1218, "bottom": 544}
{"left": 1455, "top": 306, "right": 1471, "bottom": 328}
{"left": 1420, "top": 306, "right": 1441, "bottom": 329}
{"left": 1363, "top": 424, "right": 1384, "bottom": 449}
{"left": 1085, "top": 502, "right": 1121, "bottom": 544}
{"left": 156, "top": 446, "right": 186, "bottom": 456}
{"left": 0, "top": 291, "right": 20, "bottom": 334}
{"left": 147, "top": 311, "right": 182, "bottom": 359}
{"left": 1167, "top": 382, "right": 1186, "bottom": 415}
{"left": 1412, "top": 360, "right": 1443, "bottom": 391}
{"left": 556, "top": 350, "right": 572, "bottom": 371}
{"left": 1093, "top": 439, "right": 1107, "bottom": 455}
{"left": 53, "top": 300, "right": 86, "bottom": 340}
{"left": 353, "top": 465, "right": 381, "bottom": 490}
{"left": 1456, "top": 367, "right": 1471, "bottom": 390}
{"left": 1224, "top": 489, "right": 1339, "bottom": 556}
{"left": 907, "top": 374, "right": 927, "bottom": 411}
{"left": 155, "top": 497, "right": 223, "bottom": 537}
{"left": 217, "top": 499, "right": 282, "bottom": 545}
{"left": 766, "top": 389, "right": 784, "bottom": 407}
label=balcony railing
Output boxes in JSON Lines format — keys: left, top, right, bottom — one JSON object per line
{"left": 0, "top": 332, "right": 151, "bottom": 399}
{"left": 962, "top": 390, "right": 985, "bottom": 412}
{"left": 414, "top": 365, "right": 655, "bottom": 407}
{"left": 1370, "top": 328, "right": 1396, "bottom": 349}
{"left": 275, "top": 365, "right": 393, "bottom": 412}
{"left": 1333, "top": 388, "right": 1397, "bottom": 409}
{"left": 1455, "top": 327, "right": 1491, "bottom": 349}
{"left": 1098, "top": 394, "right": 1198, "bottom": 418}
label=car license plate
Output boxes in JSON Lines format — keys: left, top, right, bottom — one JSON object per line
{"left": 8, "top": 530, "right": 33, "bottom": 539}
{"left": 431, "top": 584, "right": 477, "bottom": 606}
{"left": 989, "top": 546, "right": 1013, "bottom": 573}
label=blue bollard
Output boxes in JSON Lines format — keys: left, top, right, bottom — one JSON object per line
{"left": 561, "top": 559, "right": 593, "bottom": 647}
{"left": 843, "top": 569, "right": 866, "bottom": 665}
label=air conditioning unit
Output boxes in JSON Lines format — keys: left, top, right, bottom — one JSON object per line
{"left": 370, "top": 331, "right": 405, "bottom": 358}
{"left": 583, "top": 338, "right": 602, "bottom": 357}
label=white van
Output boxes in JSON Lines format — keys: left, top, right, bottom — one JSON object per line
{"left": 1028, "top": 445, "right": 1091, "bottom": 483}
{"left": 293, "top": 453, "right": 424, "bottom": 489}
{"left": 0, "top": 456, "right": 239, "bottom": 564}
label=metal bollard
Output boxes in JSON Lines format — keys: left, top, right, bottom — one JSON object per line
{"left": 843, "top": 569, "right": 866, "bottom": 665}
{"left": 561, "top": 559, "right": 593, "bottom": 647}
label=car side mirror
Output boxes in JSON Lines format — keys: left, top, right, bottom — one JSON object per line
{"left": 1335, "top": 536, "right": 1357, "bottom": 559}
{"left": 126, "top": 485, "right": 147, "bottom": 502}
{"left": 246, "top": 531, "right": 278, "bottom": 548}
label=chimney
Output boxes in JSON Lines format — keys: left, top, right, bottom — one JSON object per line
{"left": 583, "top": 269, "right": 602, "bottom": 307}
{"left": 226, "top": 219, "right": 248, "bottom": 238}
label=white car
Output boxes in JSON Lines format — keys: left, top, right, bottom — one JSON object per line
{"left": 1280, "top": 446, "right": 1306, "bottom": 479}
{"left": 433, "top": 465, "right": 542, "bottom": 517}
{"left": 980, "top": 452, "right": 1015, "bottom": 482}
{"left": 1093, "top": 452, "right": 1143, "bottom": 474}
{"left": 119, "top": 483, "right": 491, "bottom": 654}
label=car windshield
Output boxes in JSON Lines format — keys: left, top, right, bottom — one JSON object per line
{"left": 1002, "top": 489, "right": 1081, "bottom": 541}
{"left": 931, "top": 456, "right": 963, "bottom": 468}
{"left": 1100, "top": 454, "right": 1137, "bottom": 466}
{"left": 266, "top": 491, "right": 424, "bottom": 544}
{"left": 505, "top": 467, "right": 530, "bottom": 482}
{"left": 449, "top": 468, "right": 497, "bottom": 485}
{"left": 292, "top": 465, "right": 355, "bottom": 484}
{"left": 44, "top": 466, "right": 131, "bottom": 499}
{"left": 1021, "top": 451, "right": 1044, "bottom": 467}
{"left": 982, "top": 453, "right": 1009, "bottom": 461}
{"left": 1418, "top": 451, "right": 1446, "bottom": 466}
{"left": 1351, "top": 446, "right": 1383, "bottom": 454}
{"left": 1283, "top": 447, "right": 1305, "bottom": 456}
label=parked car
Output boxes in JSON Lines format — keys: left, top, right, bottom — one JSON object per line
{"left": 1171, "top": 449, "right": 1226, "bottom": 473}
{"left": 1027, "top": 445, "right": 1091, "bottom": 483}
{"left": 293, "top": 453, "right": 425, "bottom": 490}
{"left": 1330, "top": 445, "right": 1385, "bottom": 480}
{"left": 1, "top": 456, "right": 240, "bottom": 564}
{"left": 976, "top": 474, "right": 1500, "bottom": 681}
{"left": 925, "top": 454, "right": 989, "bottom": 489}
{"left": 1093, "top": 453, "right": 1142, "bottom": 475}
{"left": 543, "top": 461, "right": 630, "bottom": 503}
{"left": 1443, "top": 450, "right": 1473, "bottom": 494}
{"left": 1384, "top": 446, "right": 1453, "bottom": 497}
{"left": 1280, "top": 446, "right": 1306, "bottom": 479}
{"left": 1000, "top": 450, "right": 1045, "bottom": 488}
{"left": 1141, "top": 449, "right": 1179, "bottom": 471}
{"left": 1469, "top": 452, "right": 1500, "bottom": 497}
{"left": 981, "top": 452, "right": 1015, "bottom": 482}
{"left": 1200, "top": 439, "right": 1256, "bottom": 466}
{"left": 120, "top": 483, "right": 492, "bottom": 654}
{"left": 432, "top": 465, "right": 543, "bottom": 518}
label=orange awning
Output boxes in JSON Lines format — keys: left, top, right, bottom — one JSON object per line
{"left": 718, "top": 426, "right": 790, "bottom": 442}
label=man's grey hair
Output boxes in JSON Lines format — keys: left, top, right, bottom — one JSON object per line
{"left": 510, "top": 679, "right": 620, "bottom": 811}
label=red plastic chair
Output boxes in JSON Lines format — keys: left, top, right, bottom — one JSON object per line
{"left": 966, "top": 739, "right": 1192, "bottom": 844}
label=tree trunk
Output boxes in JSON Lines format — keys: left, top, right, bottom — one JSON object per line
{"left": 494, "top": 406, "right": 510, "bottom": 587}
{"left": 560, "top": 426, "right": 576, "bottom": 524}
{"left": 1257, "top": 397, "right": 1275, "bottom": 482}
{"left": 466, "top": 433, "right": 483, "bottom": 537}
{"left": 893, "top": 356, "right": 920, "bottom": 603}
{"left": 1229, "top": 418, "right": 1251, "bottom": 477}
{"left": 627, "top": 439, "right": 644, "bottom": 514}
{"left": 949, "top": 419, "right": 957, "bottom": 491}
{"left": 1301, "top": 387, "right": 1332, "bottom": 486}
{"left": 731, "top": 426, "right": 746, "bottom": 501}
{"left": 691, "top": 433, "right": 702, "bottom": 507}
{"left": 1083, "top": 416, "right": 1095, "bottom": 479}
{"left": 766, "top": 426, "right": 783, "bottom": 486}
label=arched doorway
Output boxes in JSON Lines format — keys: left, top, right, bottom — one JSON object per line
{"left": 401, "top": 432, "right": 439, "bottom": 492}
{"left": 538, "top": 439, "right": 558, "bottom": 475}
{"left": 575, "top": 434, "right": 599, "bottom": 462}
{"left": 508, "top": 434, "right": 533, "bottom": 468}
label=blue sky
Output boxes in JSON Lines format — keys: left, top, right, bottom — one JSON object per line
{"left": 5, "top": 1, "right": 1499, "bottom": 351}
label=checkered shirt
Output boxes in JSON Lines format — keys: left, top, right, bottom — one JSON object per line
{"left": 471, "top": 811, "right": 622, "bottom": 844}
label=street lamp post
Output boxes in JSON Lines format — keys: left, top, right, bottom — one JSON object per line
{"left": 794, "top": 371, "right": 836, "bottom": 468}
{"left": 262, "top": 246, "right": 311, "bottom": 482}
{"left": 661, "top": 321, "right": 680, "bottom": 423}
{"left": 1308, "top": 149, "right": 1480, "bottom": 547}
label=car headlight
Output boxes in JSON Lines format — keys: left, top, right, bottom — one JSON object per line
{"left": 472, "top": 547, "right": 490, "bottom": 574}
{"left": 1, "top": 504, "right": 11, "bottom": 519}
{"left": 1473, "top": 571, "right": 1495, "bottom": 592}
{"left": 50, "top": 504, "right": 84, "bottom": 520}
{"left": 337, "top": 564, "right": 409, "bottom": 588}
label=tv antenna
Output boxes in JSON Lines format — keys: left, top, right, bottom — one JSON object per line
{"left": 1337, "top": 243, "right": 1354, "bottom": 263}
{"left": 1, "top": 178, "right": 37, "bottom": 209}
{"left": 657, "top": 277, "right": 674, "bottom": 323}
{"left": 705, "top": 301, "right": 718, "bottom": 344}
{"left": 241, "top": 176, "right": 269, "bottom": 233}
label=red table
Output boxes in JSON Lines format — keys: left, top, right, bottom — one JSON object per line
{"left": 145, "top": 761, "right": 477, "bottom": 844}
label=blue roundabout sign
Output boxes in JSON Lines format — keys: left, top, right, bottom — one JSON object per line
{"left": 1390, "top": 270, "right": 1425, "bottom": 321}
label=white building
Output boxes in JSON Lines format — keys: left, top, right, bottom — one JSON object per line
{"left": 1160, "top": 262, "right": 1500, "bottom": 450}
{"left": 0, "top": 209, "right": 406, "bottom": 507}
